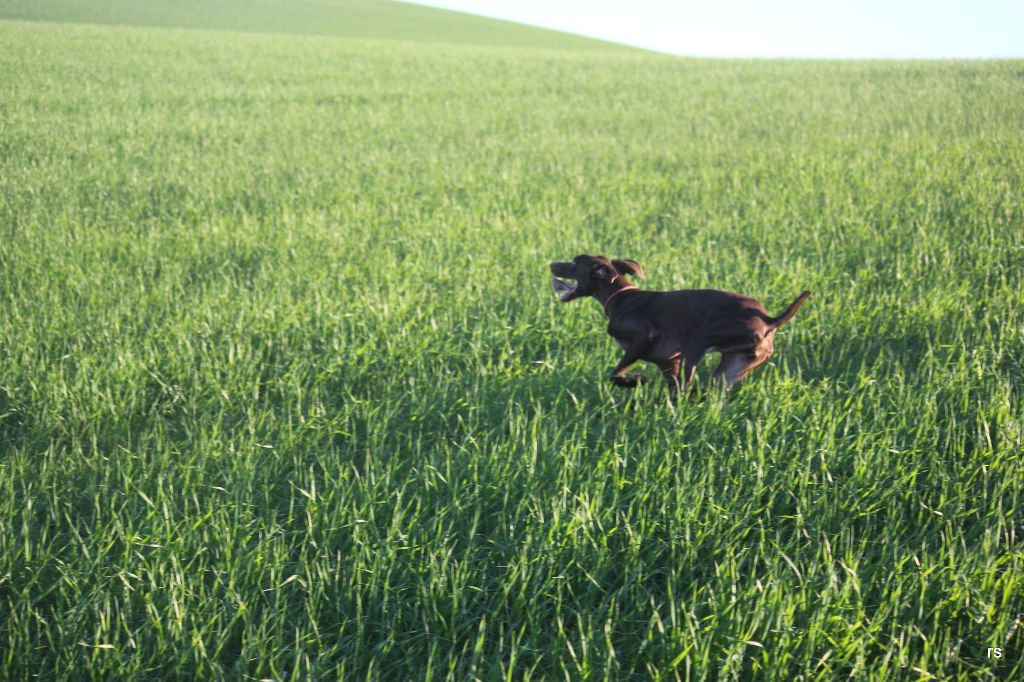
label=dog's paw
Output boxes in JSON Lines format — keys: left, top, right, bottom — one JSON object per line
{"left": 610, "top": 373, "right": 647, "bottom": 388}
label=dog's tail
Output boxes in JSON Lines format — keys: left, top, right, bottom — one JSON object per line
{"left": 768, "top": 290, "right": 811, "bottom": 330}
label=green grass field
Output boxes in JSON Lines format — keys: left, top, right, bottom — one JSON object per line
{"left": 1, "top": 1, "right": 1022, "bottom": 679}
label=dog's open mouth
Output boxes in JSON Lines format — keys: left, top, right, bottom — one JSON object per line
{"left": 551, "top": 277, "right": 577, "bottom": 301}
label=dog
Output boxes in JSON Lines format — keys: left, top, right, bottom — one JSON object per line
{"left": 550, "top": 255, "right": 810, "bottom": 393}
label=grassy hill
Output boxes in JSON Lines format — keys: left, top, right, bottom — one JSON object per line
{"left": 1, "top": 1, "right": 1022, "bottom": 680}
{"left": 0, "top": 0, "right": 630, "bottom": 49}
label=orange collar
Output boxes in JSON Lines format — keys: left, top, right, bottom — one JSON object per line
{"left": 602, "top": 286, "right": 637, "bottom": 315}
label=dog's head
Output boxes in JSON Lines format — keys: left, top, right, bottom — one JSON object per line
{"left": 549, "top": 255, "right": 644, "bottom": 302}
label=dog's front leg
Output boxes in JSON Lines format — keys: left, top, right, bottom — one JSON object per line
{"left": 657, "top": 356, "right": 682, "bottom": 394}
{"left": 609, "top": 336, "right": 655, "bottom": 388}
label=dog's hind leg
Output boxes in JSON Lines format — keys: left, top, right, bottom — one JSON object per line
{"left": 712, "top": 336, "right": 774, "bottom": 390}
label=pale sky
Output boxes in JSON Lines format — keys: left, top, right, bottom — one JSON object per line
{"left": 408, "top": 0, "right": 1023, "bottom": 58}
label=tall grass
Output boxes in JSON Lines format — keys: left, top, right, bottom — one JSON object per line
{"left": 1, "top": 9, "right": 1022, "bottom": 680}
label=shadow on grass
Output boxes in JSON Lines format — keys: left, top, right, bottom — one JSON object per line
{"left": 768, "top": 324, "right": 935, "bottom": 387}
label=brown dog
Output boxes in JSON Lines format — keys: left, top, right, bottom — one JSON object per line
{"left": 550, "top": 255, "right": 810, "bottom": 392}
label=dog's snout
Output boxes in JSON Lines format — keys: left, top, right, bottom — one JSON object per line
{"left": 549, "top": 261, "right": 573, "bottom": 277}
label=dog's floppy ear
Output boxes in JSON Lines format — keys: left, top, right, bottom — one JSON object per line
{"left": 612, "top": 259, "right": 644, "bottom": 279}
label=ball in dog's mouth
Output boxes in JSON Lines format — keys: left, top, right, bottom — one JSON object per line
{"left": 551, "top": 277, "right": 576, "bottom": 301}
